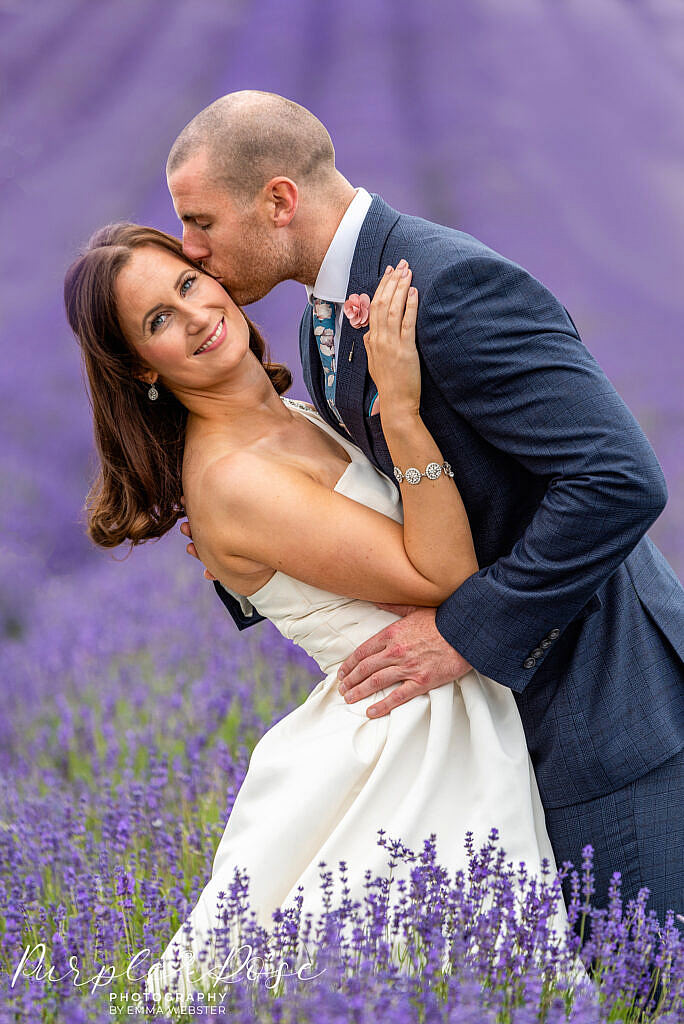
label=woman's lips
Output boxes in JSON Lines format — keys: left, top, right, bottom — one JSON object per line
{"left": 193, "top": 317, "right": 226, "bottom": 355}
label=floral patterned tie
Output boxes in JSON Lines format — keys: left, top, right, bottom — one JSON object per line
{"left": 312, "top": 296, "right": 345, "bottom": 427}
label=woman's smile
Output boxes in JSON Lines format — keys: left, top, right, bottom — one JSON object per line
{"left": 193, "top": 316, "right": 226, "bottom": 356}
{"left": 111, "top": 245, "right": 254, "bottom": 393}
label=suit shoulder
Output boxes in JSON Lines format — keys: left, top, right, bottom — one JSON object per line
{"left": 389, "top": 210, "right": 571, "bottom": 324}
{"left": 391, "top": 210, "right": 520, "bottom": 274}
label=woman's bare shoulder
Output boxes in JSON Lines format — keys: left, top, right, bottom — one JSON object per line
{"left": 199, "top": 450, "right": 318, "bottom": 525}
{"left": 200, "top": 450, "right": 276, "bottom": 502}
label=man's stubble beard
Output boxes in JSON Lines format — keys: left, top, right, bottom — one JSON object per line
{"left": 230, "top": 233, "right": 306, "bottom": 307}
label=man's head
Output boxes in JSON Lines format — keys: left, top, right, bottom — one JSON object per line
{"left": 166, "top": 91, "right": 354, "bottom": 304}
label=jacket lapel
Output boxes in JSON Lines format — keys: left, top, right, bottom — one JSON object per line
{"left": 299, "top": 194, "right": 402, "bottom": 465}
{"left": 335, "top": 195, "right": 401, "bottom": 464}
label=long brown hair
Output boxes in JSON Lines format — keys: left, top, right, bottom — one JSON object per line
{"left": 64, "top": 223, "right": 292, "bottom": 548}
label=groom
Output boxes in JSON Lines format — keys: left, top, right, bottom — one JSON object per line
{"left": 166, "top": 91, "right": 684, "bottom": 922}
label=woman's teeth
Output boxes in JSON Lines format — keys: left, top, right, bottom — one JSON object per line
{"left": 194, "top": 318, "right": 223, "bottom": 355}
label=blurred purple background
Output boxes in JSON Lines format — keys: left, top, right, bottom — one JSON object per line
{"left": 1, "top": 0, "right": 682, "bottom": 638}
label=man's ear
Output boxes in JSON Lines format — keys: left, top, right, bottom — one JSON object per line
{"left": 263, "top": 177, "right": 298, "bottom": 227}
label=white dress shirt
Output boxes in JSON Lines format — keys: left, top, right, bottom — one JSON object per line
{"left": 305, "top": 187, "right": 373, "bottom": 358}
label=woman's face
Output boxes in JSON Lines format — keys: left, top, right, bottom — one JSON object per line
{"left": 114, "top": 245, "right": 251, "bottom": 392}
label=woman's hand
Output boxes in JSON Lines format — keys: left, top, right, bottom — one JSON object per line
{"left": 363, "top": 261, "right": 419, "bottom": 419}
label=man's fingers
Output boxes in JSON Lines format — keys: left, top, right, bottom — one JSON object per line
{"left": 366, "top": 679, "right": 425, "bottom": 719}
{"left": 179, "top": 517, "right": 213, "bottom": 577}
{"left": 337, "top": 628, "right": 394, "bottom": 680}
{"left": 339, "top": 665, "right": 406, "bottom": 702}
{"left": 338, "top": 650, "right": 394, "bottom": 691}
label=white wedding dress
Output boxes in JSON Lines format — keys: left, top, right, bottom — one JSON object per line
{"left": 145, "top": 398, "right": 568, "bottom": 1000}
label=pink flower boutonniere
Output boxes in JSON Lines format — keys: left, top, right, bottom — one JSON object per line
{"left": 343, "top": 293, "right": 371, "bottom": 329}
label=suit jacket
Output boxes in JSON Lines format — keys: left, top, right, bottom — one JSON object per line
{"left": 215, "top": 194, "right": 684, "bottom": 809}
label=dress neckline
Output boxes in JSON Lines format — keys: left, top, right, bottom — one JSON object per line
{"left": 281, "top": 397, "right": 357, "bottom": 494}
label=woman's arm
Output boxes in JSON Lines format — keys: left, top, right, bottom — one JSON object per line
{"left": 196, "top": 264, "right": 478, "bottom": 604}
{"left": 363, "top": 261, "right": 478, "bottom": 594}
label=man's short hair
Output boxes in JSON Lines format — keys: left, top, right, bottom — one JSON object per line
{"left": 166, "top": 91, "right": 336, "bottom": 201}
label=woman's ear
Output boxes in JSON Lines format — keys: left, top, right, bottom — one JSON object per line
{"left": 137, "top": 371, "right": 159, "bottom": 386}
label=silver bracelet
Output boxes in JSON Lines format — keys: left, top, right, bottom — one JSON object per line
{"left": 393, "top": 461, "right": 454, "bottom": 485}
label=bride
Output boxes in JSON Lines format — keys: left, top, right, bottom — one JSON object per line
{"left": 65, "top": 223, "right": 569, "bottom": 998}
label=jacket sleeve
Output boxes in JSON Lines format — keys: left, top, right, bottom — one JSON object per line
{"left": 419, "top": 256, "right": 668, "bottom": 692}
{"left": 213, "top": 580, "right": 265, "bottom": 630}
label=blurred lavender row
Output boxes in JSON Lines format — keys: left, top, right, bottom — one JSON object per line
{"left": 1, "top": 0, "right": 682, "bottom": 631}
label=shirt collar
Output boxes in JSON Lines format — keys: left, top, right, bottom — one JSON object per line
{"left": 305, "top": 187, "right": 373, "bottom": 305}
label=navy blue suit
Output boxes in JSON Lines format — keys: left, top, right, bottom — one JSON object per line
{"left": 216, "top": 195, "right": 684, "bottom": 920}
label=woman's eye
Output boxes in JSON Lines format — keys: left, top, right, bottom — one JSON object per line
{"left": 150, "top": 313, "right": 167, "bottom": 333}
{"left": 149, "top": 274, "right": 197, "bottom": 333}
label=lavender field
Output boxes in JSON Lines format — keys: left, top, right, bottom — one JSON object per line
{"left": 1, "top": 0, "right": 683, "bottom": 1020}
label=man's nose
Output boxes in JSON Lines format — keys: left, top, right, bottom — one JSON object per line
{"left": 182, "top": 227, "right": 211, "bottom": 262}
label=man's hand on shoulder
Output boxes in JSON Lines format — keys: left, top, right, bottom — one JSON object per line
{"left": 336, "top": 606, "right": 473, "bottom": 717}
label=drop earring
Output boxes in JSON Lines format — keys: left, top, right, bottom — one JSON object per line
{"left": 147, "top": 381, "right": 159, "bottom": 401}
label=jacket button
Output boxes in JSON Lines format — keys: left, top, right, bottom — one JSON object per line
{"left": 547, "top": 628, "right": 561, "bottom": 640}
{"left": 541, "top": 638, "right": 552, "bottom": 650}
{"left": 531, "top": 648, "right": 543, "bottom": 659}
{"left": 523, "top": 657, "right": 536, "bottom": 669}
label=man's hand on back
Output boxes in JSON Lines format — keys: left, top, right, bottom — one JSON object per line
{"left": 336, "top": 606, "right": 473, "bottom": 718}
{"left": 179, "top": 507, "right": 217, "bottom": 581}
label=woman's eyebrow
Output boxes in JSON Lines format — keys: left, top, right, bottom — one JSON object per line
{"left": 141, "top": 270, "right": 188, "bottom": 333}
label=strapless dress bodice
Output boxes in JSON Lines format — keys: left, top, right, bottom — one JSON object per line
{"left": 219, "top": 398, "right": 404, "bottom": 676}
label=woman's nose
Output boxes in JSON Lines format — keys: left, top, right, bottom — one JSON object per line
{"left": 186, "top": 309, "right": 213, "bottom": 336}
